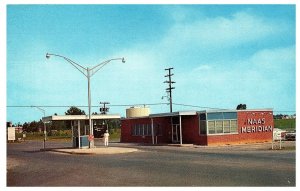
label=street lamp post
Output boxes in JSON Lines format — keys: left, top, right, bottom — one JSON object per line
{"left": 46, "top": 53, "right": 125, "bottom": 148}
{"left": 31, "top": 106, "right": 46, "bottom": 149}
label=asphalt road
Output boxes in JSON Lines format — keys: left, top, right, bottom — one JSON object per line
{"left": 7, "top": 140, "right": 295, "bottom": 186}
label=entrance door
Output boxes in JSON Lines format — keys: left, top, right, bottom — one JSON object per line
{"left": 172, "top": 124, "right": 180, "bottom": 143}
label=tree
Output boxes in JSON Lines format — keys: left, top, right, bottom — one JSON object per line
{"left": 236, "top": 104, "right": 247, "bottom": 110}
{"left": 29, "top": 121, "right": 37, "bottom": 132}
{"left": 65, "top": 106, "right": 86, "bottom": 115}
{"left": 24, "top": 120, "right": 41, "bottom": 132}
{"left": 22, "top": 122, "right": 29, "bottom": 132}
{"left": 51, "top": 120, "right": 67, "bottom": 131}
{"left": 64, "top": 106, "right": 86, "bottom": 130}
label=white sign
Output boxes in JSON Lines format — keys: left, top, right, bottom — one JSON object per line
{"left": 241, "top": 118, "right": 273, "bottom": 133}
{"left": 273, "top": 129, "right": 285, "bottom": 141}
{"left": 241, "top": 126, "right": 273, "bottom": 133}
{"left": 7, "top": 127, "right": 16, "bottom": 141}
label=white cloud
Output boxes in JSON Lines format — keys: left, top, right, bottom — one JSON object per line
{"left": 161, "top": 11, "right": 288, "bottom": 52}
{"left": 106, "top": 10, "right": 288, "bottom": 75}
{"left": 175, "top": 46, "right": 295, "bottom": 110}
{"left": 250, "top": 46, "right": 295, "bottom": 72}
{"left": 193, "top": 65, "right": 212, "bottom": 72}
{"left": 99, "top": 10, "right": 295, "bottom": 111}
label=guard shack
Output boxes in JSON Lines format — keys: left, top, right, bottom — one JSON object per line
{"left": 43, "top": 114, "right": 121, "bottom": 148}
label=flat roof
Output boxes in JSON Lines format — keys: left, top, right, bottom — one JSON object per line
{"left": 122, "top": 108, "right": 273, "bottom": 119}
{"left": 43, "top": 114, "right": 121, "bottom": 122}
{"left": 150, "top": 109, "right": 273, "bottom": 118}
{"left": 198, "top": 108, "right": 273, "bottom": 113}
{"left": 150, "top": 111, "right": 197, "bottom": 118}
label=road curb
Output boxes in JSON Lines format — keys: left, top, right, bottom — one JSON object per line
{"left": 44, "top": 147, "right": 139, "bottom": 155}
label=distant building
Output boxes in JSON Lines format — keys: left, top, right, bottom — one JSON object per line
{"left": 7, "top": 121, "right": 23, "bottom": 134}
{"left": 7, "top": 121, "right": 15, "bottom": 141}
{"left": 274, "top": 114, "right": 296, "bottom": 119}
{"left": 15, "top": 126, "right": 23, "bottom": 133}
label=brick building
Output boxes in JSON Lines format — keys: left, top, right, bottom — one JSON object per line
{"left": 121, "top": 109, "right": 274, "bottom": 146}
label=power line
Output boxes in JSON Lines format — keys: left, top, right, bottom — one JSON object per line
{"left": 110, "top": 103, "right": 169, "bottom": 107}
{"left": 6, "top": 103, "right": 169, "bottom": 108}
{"left": 7, "top": 105, "right": 91, "bottom": 108}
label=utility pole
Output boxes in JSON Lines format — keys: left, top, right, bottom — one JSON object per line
{"left": 164, "top": 68, "right": 175, "bottom": 113}
{"left": 100, "top": 102, "right": 110, "bottom": 134}
{"left": 100, "top": 102, "right": 110, "bottom": 115}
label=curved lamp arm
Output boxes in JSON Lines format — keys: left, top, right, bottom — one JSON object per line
{"left": 46, "top": 53, "right": 88, "bottom": 77}
{"left": 90, "top": 57, "right": 125, "bottom": 77}
{"left": 46, "top": 53, "right": 125, "bottom": 78}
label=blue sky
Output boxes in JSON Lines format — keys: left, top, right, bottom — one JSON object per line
{"left": 6, "top": 4, "right": 296, "bottom": 123}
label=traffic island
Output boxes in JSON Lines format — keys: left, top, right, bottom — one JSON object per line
{"left": 48, "top": 147, "right": 140, "bottom": 155}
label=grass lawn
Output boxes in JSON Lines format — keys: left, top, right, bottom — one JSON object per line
{"left": 16, "top": 128, "right": 121, "bottom": 142}
{"left": 16, "top": 132, "right": 71, "bottom": 141}
{"left": 274, "top": 119, "right": 296, "bottom": 131}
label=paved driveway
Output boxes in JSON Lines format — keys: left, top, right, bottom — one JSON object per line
{"left": 7, "top": 140, "right": 295, "bottom": 186}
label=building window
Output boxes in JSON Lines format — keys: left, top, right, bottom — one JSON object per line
{"left": 131, "top": 123, "right": 161, "bottom": 136}
{"left": 207, "top": 119, "right": 238, "bottom": 135}
{"left": 207, "top": 112, "right": 223, "bottom": 120}
{"left": 147, "top": 124, "right": 152, "bottom": 135}
{"left": 137, "top": 125, "right": 140, "bottom": 135}
{"left": 138, "top": 124, "right": 142, "bottom": 135}
{"left": 200, "top": 113, "right": 206, "bottom": 120}
{"left": 208, "top": 121, "right": 215, "bottom": 134}
{"left": 131, "top": 126, "right": 134, "bottom": 135}
{"left": 223, "top": 120, "right": 230, "bottom": 133}
{"left": 223, "top": 112, "right": 237, "bottom": 119}
{"left": 205, "top": 112, "right": 238, "bottom": 135}
{"left": 215, "top": 121, "right": 223, "bottom": 134}
{"left": 230, "top": 120, "right": 238, "bottom": 133}
{"left": 207, "top": 112, "right": 237, "bottom": 120}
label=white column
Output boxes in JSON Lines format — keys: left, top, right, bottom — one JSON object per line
{"left": 272, "top": 128, "right": 274, "bottom": 150}
{"left": 90, "top": 119, "right": 94, "bottom": 148}
{"left": 90, "top": 119, "right": 94, "bottom": 135}
{"left": 78, "top": 120, "right": 81, "bottom": 149}
{"left": 71, "top": 121, "right": 74, "bottom": 147}
{"left": 91, "top": 119, "right": 93, "bottom": 135}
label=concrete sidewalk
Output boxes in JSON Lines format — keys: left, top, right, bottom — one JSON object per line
{"left": 48, "top": 146, "right": 140, "bottom": 155}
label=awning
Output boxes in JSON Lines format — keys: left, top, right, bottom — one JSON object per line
{"left": 149, "top": 111, "right": 197, "bottom": 118}
{"left": 42, "top": 114, "right": 121, "bottom": 123}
